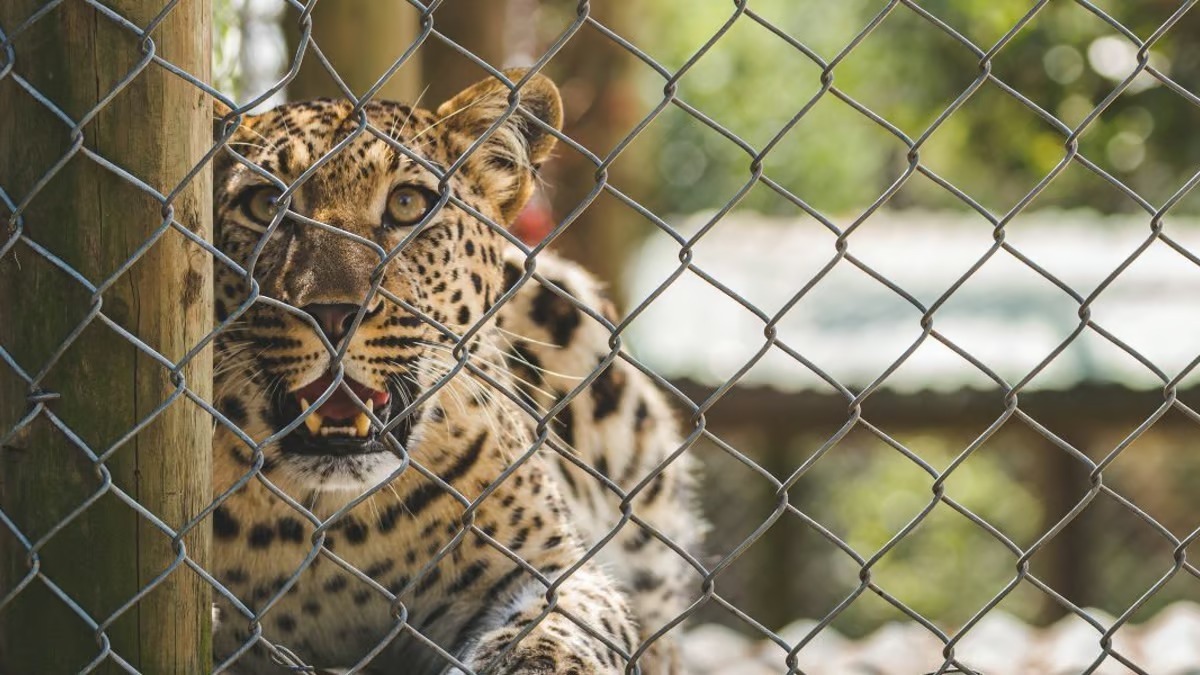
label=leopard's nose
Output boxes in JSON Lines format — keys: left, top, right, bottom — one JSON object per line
{"left": 302, "top": 303, "right": 360, "bottom": 343}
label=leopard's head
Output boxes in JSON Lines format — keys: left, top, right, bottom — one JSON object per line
{"left": 211, "top": 70, "right": 562, "bottom": 491}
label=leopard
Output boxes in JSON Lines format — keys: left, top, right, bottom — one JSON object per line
{"left": 208, "top": 68, "right": 703, "bottom": 675}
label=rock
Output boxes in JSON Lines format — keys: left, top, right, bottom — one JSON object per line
{"left": 1029, "top": 609, "right": 1140, "bottom": 675}
{"left": 1137, "top": 601, "right": 1200, "bottom": 673}
{"left": 765, "top": 619, "right": 850, "bottom": 672}
{"left": 679, "top": 602, "right": 1200, "bottom": 673}
{"left": 843, "top": 622, "right": 946, "bottom": 673}
{"left": 952, "top": 610, "right": 1036, "bottom": 673}
{"left": 682, "top": 623, "right": 761, "bottom": 674}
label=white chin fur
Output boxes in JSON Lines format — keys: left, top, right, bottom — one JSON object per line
{"left": 281, "top": 452, "right": 405, "bottom": 493}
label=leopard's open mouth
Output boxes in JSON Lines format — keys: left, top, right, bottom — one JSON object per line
{"left": 275, "top": 372, "right": 414, "bottom": 457}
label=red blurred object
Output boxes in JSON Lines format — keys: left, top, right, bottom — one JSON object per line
{"left": 512, "top": 192, "right": 555, "bottom": 245}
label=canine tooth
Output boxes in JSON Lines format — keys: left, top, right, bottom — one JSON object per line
{"left": 354, "top": 412, "right": 371, "bottom": 438}
{"left": 304, "top": 408, "right": 323, "bottom": 435}
{"left": 366, "top": 399, "right": 374, "bottom": 414}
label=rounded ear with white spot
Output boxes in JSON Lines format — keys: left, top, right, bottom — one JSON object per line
{"left": 436, "top": 68, "right": 564, "bottom": 224}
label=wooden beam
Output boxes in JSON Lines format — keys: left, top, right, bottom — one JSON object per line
{"left": 0, "top": 1, "right": 213, "bottom": 672}
{"left": 672, "top": 379, "right": 1194, "bottom": 434}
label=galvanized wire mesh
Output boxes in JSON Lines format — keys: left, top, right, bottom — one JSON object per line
{"left": 4, "top": 0, "right": 1200, "bottom": 673}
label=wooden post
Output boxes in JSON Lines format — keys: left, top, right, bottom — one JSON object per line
{"left": 1033, "top": 425, "right": 1092, "bottom": 623}
{"left": 283, "top": 0, "right": 421, "bottom": 103}
{"left": 0, "top": 1, "right": 213, "bottom": 673}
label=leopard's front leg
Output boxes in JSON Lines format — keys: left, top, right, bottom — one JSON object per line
{"left": 451, "top": 566, "right": 638, "bottom": 675}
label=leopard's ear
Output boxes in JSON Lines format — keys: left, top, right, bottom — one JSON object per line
{"left": 212, "top": 99, "right": 261, "bottom": 178}
{"left": 213, "top": 99, "right": 235, "bottom": 132}
{"left": 212, "top": 99, "right": 259, "bottom": 141}
{"left": 437, "top": 68, "right": 563, "bottom": 224}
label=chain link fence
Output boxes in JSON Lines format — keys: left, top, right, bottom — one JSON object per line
{"left": 4, "top": 0, "right": 1200, "bottom": 673}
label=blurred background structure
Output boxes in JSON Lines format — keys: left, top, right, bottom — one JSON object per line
{"left": 206, "top": 0, "right": 1200, "bottom": 648}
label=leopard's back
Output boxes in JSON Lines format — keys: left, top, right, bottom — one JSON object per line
{"left": 496, "top": 248, "right": 704, "bottom": 672}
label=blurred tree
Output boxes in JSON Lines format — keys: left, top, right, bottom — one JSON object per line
{"left": 535, "top": 0, "right": 656, "bottom": 302}
{"left": 421, "top": 0, "right": 510, "bottom": 106}
{"left": 282, "top": 0, "right": 421, "bottom": 102}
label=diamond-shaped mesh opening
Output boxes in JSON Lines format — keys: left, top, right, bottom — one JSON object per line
{"left": 921, "top": 81, "right": 1075, "bottom": 216}
{"left": 762, "top": 93, "right": 915, "bottom": 216}
{"left": 673, "top": 18, "right": 826, "bottom": 149}
{"left": 1101, "top": 411, "right": 1200, "bottom": 528}
{"left": 832, "top": 6, "right": 984, "bottom": 140}
{"left": 1074, "top": 89, "right": 1200, "bottom": 207}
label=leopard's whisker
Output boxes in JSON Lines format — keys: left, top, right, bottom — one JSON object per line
{"left": 495, "top": 326, "right": 565, "bottom": 351}
{"left": 413, "top": 338, "right": 563, "bottom": 401}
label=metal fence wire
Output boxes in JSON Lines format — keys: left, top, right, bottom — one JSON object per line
{"left": 4, "top": 0, "right": 1200, "bottom": 673}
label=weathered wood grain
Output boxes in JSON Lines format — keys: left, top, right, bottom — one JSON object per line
{"left": 0, "top": 1, "right": 212, "bottom": 672}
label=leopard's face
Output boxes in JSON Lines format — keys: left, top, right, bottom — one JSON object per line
{"left": 212, "top": 72, "right": 562, "bottom": 491}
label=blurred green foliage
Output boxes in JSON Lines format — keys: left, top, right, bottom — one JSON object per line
{"left": 697, "top": 420, "right": 1200, "bottom": 637}
{"left": 697, "top": 427, "right": 1048, "bottom": 636}
{"left": 213, "top": 0, "right": 242, "bottom": 96}
{"left": 802, "top": 431, "right": 1044, "bottom": 634}
{"left": 635, "top": 0, "right": 1200, "bottom": 217}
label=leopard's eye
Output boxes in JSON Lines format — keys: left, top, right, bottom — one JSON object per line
{"left": 242, "top": 186, "right": 283, "bottom": 224}
{"left": 384, "top": 186, "right": 434, "bottom": 228}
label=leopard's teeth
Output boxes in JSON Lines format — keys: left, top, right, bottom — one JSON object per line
{"left": 354, "top": 411, "right": 371, "bottom": 438}
{"left": 301, "top": 398, "right": 323, "bottom": 435}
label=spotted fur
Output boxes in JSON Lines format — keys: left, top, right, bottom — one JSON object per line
{"left": 209, "top": 70, "right": 700, "bottom": 674}
{"left": 495, "top": 254, "right": 703, "bottom": 674}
